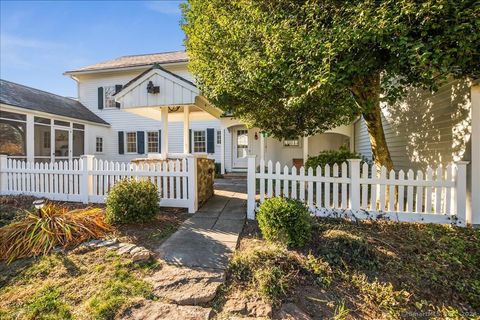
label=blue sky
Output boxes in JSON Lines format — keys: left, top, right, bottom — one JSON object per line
{"left": 0, "top": 1, "right": 186, "bottom": 97}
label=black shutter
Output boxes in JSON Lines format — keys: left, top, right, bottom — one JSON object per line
{"left": 158, "top": 130, "right": 162, "bottom": 153}
{"left": 189, "top": 129, "right": 192, "bottom": 153}
{"left": 137, "top": 131, "right": 145, "bottom": 154}
{"left": 115, "top": 85, "right": 122, "bottom": 109}
{"left": 206, "top": 128, "right": 215, "bottom": 153}
{"left": 98, "top": 87, "right": 104, "bottom": 109}
{"left": 118, "top": 131, "right": 124, "bottom": 154}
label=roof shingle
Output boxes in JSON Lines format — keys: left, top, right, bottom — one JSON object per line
{"left": 0, "top": 79, "right": 109, "bottom": 125}
{"left": 65, "top": 51, "right": 188, "bottom": 73}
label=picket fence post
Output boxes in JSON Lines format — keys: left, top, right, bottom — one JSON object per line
{"left": 348, "top": 159, "right": 361, "bottom": 211}
{"left": 455, "top": 161, "right": 469, "bottom": 224}
{"left": 81, "top": 155, "right": 94, "bottom": 204}
{"left": 187, "top": 154, "right": 198, "bottom": 213}
{"left": 0, "top": 155, "right": 7, "bottom": 194}
{"left": 247, "top": 155, "right": 257, "bottom": 220}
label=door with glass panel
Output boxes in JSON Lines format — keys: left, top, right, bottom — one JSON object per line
{"left": 53, "top": 128, "right": 71, "bottom": 162}
{"left": 233, "top": 127, "right": 249, "bottom": 168}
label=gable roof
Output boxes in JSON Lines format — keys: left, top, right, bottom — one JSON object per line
{"left": 114, "top": 64, "right": 196, "bottom": 97}
{"left": 0, "top": 79, "right": 109, "bottom": 125}
{"left": 65, "top": 51, "right": 188, "bottom": 74}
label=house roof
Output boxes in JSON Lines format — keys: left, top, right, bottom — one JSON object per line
{"left": 114, "top": 63, "right": 196, "bottom": 97}
{"left": 0, "top": 79, "right": 109, "bottom": 125}
{"left": 65, "top": 51, "right": 189, "bottom": 74}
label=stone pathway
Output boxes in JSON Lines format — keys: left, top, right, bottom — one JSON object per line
{"left": 128, "top": 178, "right": 247, "bottom": 319}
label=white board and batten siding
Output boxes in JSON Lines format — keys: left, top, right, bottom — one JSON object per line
{"left": 0, "top": 155, "right": 199, "bottom": 213}
{"left": 247, "top": 156, "right": 470, "bottom": 226}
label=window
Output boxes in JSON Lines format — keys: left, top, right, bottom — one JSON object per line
{"left": 193, "top": 130, "right": 206, "bottom": 153}
{"left": 216, "top": 130, "right": 222, "bottom": 145}
{"left": 283, "top": 138, "right": 300, "bottom": 147}
{"left": 147, "top": 131, "right": 159, "bottom": 153}
{"left": 126, "top": 132, "right": 137, "bottom": 153}
{"left": 54, "top": 120, "right": 69, "bottom": 127}
{"left": 104, "top": 86, "right": 117, "bottom": 109}
{"left": 96, "top": 137, "right": 103, "bottom": 153}
{"left": 0, "top": 111, "right": 26, "bottom": 157}
{"left": 43, "top": 131, "right": 51, "bottom": 148}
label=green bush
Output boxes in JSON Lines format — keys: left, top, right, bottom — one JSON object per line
{"left": 105, "top": 179, "right": 159, "bottom": 224}
{"left": 257, "top": 197, "right": 311, "bottom": 247}
{"left": 305, "top": 145, "right": 365, "bottom": 171}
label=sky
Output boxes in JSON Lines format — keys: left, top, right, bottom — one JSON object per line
{"left": 0, "top": 0, "right": 186, "bottom": 97}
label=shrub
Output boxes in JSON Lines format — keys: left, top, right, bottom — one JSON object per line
{"left": 0, "top": 204, "right": 112, "bottom": 263}
{"left": 105, "top": 179, "right": 159, "bottom": 224}
{"left": 257, "top": 197, "right": 312, "bottom": 247}
{"left": 305, "top": 145, "right": 365, "bottom": 172}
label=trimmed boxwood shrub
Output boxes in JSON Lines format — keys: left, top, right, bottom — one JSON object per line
{"left": 257, "top": 197, "right": 312, "bottom": 247}
{"left": 105, "top": 178, "right": 159, "bottom": 224}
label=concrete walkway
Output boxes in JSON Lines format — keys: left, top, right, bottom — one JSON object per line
{"left": 123, "top": 178, "right": 247, "bottom": 319}
{"left": 156, "top": 178, "right": 246, "bottom": 270}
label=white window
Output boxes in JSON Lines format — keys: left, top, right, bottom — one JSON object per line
{"left": 283, "top": 138, "right": 300, "bottom": 147}
{"left": 147, "top": 131, "right": 159, "bottom": 153}
{"left": 193, "top": 130, "right": 206, "bottom": 153}
{"left": 126, "top": 132, "right": 137, "bottom": 153}
{"left": 216, "top": 130, "right": 222, "bottom": 145}
{"left": 104, "top": 86, "right": 117, "bottom": 109}
{"left": 96, "top": 137, "right": 103, "bottom": 153}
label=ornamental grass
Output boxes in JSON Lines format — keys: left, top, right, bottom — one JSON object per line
{"left": 0, "top": 203, "right": 112, "bottom": 263}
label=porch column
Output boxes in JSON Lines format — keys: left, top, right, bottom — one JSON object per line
{"left": 161, "top": 107, "right": 169, "bottom": 158}
{"left": 220, "top": 128, "right": 225, "bottom": 174}
{"left": 260, "top": 132, "right": 265, "bottom": 161}
{"left": 303, "top": 136, "right": 309, "bottom": 164}
{"left": 471, "top": 84, "right": 480, "bottom": 225}
{"left": 26, "top": 114, "right": 34, "bottom": 162}
{"left": 183, "top": 106, "right": 190, "bottom": 153}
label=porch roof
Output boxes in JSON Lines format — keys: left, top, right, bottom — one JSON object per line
{"left": 114, "top": 65, "right": 223, "bottom": 118}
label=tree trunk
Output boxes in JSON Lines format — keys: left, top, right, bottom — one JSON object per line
{"left": 351, "top": 73, "right": 394, "bottom": 171}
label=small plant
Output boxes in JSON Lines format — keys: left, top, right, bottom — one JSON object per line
{"left": 105, "top": 178, "right": 159, "bottom": 224}
{"left": 305, "top": 145, "right": 366, "bottom": 173}
{"left": 0, "top": 204, "right": 112, "bottom": 263}
{"left": 304, "top": 253, "right": 333, "bottom": 287}
{"left": 25, "top": 285, "right": 72, "bottom": 320}
{"left": 254, "top": 266, "right": 289, "bottom": 303}
{"left": 257, "top": 197, "right": 312, "bottom": 247}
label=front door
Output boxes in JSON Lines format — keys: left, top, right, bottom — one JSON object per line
{"left": 53, "top": 128, "right": 71, "bottom": 162}
{"left": 233, "top": 127, "right": 249, "bottom": 168}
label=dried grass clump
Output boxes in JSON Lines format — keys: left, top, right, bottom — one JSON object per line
{"left": 0, "top": 204, "right": 113, "bottom": 263}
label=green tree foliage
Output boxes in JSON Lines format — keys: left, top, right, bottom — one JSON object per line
{"left": 182, "top": 0, "right": 479, "bottom": 169}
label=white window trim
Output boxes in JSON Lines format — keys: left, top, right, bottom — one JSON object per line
{"left": 125, "top": 131, "right": 137, "bottom": 154}
{"left": 146, "top": 131, "right": 159, "bottom": 153}
{"left": 95, "top": 136, "right": 104, "bottom": 154}
{"left": 192, "top": 130, "right": 207, "bottom": 154}
{"left": 283, "top": 137, "right": 301, "bottom": 148}
{"left": 103, "top": 86, "right": 117, "bottom": 109}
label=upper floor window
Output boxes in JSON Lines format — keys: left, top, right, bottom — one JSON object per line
{"left": 193, "top": 130, "right": 206, "bottom": 153}
{"left": 104, "top": 86, "right": 117, "bottom": 109}
{"left": 147, "top": 131, "right": 159, "bottom": 153}
{"left": 126, "top": 132, "right": 137, "bottom": 153}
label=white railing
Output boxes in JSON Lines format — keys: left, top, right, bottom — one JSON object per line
{"left": 0, "top": 155, "right": 199, "bottom": 213}
{"left": 247, "top": 156, "right": 469, "bottom": 226}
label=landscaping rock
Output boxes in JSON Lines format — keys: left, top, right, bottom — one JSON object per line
{"left": 96, "top": 239, "right": 117, "bottom": 247}
{"left": 147, "top": 264, "right": 225, "bottom": 305}
{"left": 223, "top": 297, "right": 247, "bottom": 314}
{"left": 277, "top": 303, "right": 311, "bottom": 320}
{"left": 132, "top": 249, "right": 153, "bottom": 263}
{"left": 129, "top": 246, "right": 144, "bottom": 255}
{"left": 122, "top": 300, "right": 212, "bottom": 320}
{"left": 117, "top": 243, "right": 137, "bottom": 255}
{"left": 246, "top": 300, "right": 272, "bottom": 318}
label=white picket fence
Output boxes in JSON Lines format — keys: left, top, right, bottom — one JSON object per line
{"left": 247, "top": 157, "right": 470, "bottom": 226}
{"left": 0, "top": 155, "right": 199, "bottom": 213}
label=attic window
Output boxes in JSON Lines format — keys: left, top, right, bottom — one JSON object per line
{"left": 147, "top": 81, "right": 160, "bottom": 94}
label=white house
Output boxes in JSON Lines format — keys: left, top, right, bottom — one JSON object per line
{"left": 1, "top": 50, "right": 478, "bottom": 224}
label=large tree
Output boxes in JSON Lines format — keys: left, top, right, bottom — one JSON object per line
{"left": 182, "top": 0, "right": 479, "bottom": 169}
